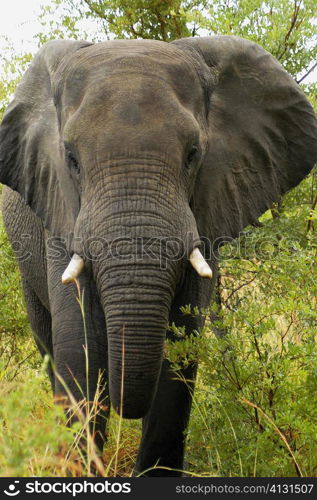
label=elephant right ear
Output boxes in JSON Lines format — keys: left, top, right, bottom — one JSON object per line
{"left": 0, "top": 40, "right": 92, "bottom": 239}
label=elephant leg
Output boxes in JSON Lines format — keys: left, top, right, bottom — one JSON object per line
{"left": 21, "top": 278, "right": 54, "bottom": 388}
{"left": 135, "top": 358, "right": 197, "bottom": 476}
{"left": 47, "top": 254, "right": 109, "bottom": 452}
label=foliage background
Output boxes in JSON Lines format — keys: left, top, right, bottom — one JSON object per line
{"left": 0, "top": 0, "right": 316, "bottom": 477}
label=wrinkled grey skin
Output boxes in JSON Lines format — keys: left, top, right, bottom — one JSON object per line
{"left": 1, "top": 36, "right": 316, "bottom": 476}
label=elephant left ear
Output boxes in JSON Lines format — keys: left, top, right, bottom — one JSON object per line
{"left": 0, "top": 40, "right": 92, "bottom": 240}
{"left": 173, "top": 36, "right": 317, "bottom": 246}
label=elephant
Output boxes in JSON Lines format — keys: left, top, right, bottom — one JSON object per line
{"left": 0, "top": 35, "right": 316, "bottom": 476}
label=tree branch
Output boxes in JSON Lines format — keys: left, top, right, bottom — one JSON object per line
{"left": 297, "top": 61, "right": 317, "bottom": 84}
{"left": 276, "top": 0, "right": 301, "bottom": 61}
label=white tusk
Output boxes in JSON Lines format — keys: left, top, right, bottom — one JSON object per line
{"left": 189, "top": 248, "right": 213, "bottom": 279}
{"left": 62, "top": 254, "right": 85, "bottom": 284}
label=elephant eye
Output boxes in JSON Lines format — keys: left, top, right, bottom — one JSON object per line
{"left": 66, "top": 149, "right": 80, "bottom": 174}
{"left": 185, "top": 145, "right": 199, "bottom": 169}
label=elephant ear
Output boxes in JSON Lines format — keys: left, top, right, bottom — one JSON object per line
{"left": 173, "top": 36, "right": 317, "bottom": 247}
{"left": 0, "top": 39, "right": 92, "bottom": 239}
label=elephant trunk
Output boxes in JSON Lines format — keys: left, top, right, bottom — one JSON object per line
{"left": 94, "top": 248, "right": 176, "bottom": 419}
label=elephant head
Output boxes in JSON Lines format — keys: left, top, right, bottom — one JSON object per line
{"left": 1, "top": 37, "right": 316, "bottom": 418}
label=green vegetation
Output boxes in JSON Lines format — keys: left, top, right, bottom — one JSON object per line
{"left": 0, "top": 0, "right": 316, "bottom": 477}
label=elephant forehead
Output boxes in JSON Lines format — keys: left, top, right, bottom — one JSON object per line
{"left": 62, "top": 39, "right": 200, "bottom": 79}
{"left": 62, "top": 73, "right": 202, "bottom": 149}
{"left": 55, "top": 42, "right": 208, "bottom": 112}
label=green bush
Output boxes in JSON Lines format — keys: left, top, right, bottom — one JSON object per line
{"left": 0, "top": 369, "right": 73, "bottom": 477}
{"left": 0, "top": 206, "right": 40, "bottom": 376}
